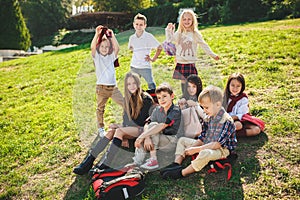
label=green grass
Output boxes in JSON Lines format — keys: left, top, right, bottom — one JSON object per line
{"left": 0, "top": 19, "right": 299, "bottom": 199}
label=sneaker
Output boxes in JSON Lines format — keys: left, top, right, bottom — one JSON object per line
{"left": 98, "top": 127, "right": 106, "bottom": 138}
{"left": 140, "top": 158, "right": 159, "bottom": 170}
{"left": 160, "top": 162, "right": 181, "bottom": 175}
{"left": 162, "top": 166, "right": 184, "bottom": 180}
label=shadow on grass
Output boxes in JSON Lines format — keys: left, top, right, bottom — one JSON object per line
{"left": 136, "top": 132, "right": 268, "bottom": 200}
{"left": 203, "top": 132, "right": 268, "bottom": 199}
{"left": 64, "top": 174, "right": 92, "bottom": 200}
{"left": 63, "top": 132, "right": 268, "bottom": 200}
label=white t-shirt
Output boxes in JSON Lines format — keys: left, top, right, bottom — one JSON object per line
{"left": 93, "top": 51, "right": 116, "bottom": 85}
{"left": 128, "top": 31, "right": 160, "bottom": 69}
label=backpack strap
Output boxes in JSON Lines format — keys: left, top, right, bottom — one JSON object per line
{"left": 102, "top": 172, "right": 142, "bottom": 188}
{"left": 208, "top": 161, "right": 232, "bottom": 181}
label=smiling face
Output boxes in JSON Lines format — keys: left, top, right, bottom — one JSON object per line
{"left": 98, "top": 39, "right": 110, "bottom": 56}
{"left": 181, "top": 12, "right": 193, "bottom": 31}
{"left": 187, "top": 82, "right": 197, "bottom": 97}
{"left": 126, "top": 76, "right": 138, "bottom": 94}
{"left": 133, "top": 19, "right": 147, "bottom": 35}
{"left": 157, "top": 91, "right": 174, "bottom": 112}
{"left": 229, "top": 79, "right": 243, "bottom": 96}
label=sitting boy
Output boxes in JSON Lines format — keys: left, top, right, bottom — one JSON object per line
{"left": 162, "top": 85, "right": 237, "bottom": 179}
{"left": 133, "top": 83, "right": 183, "bottom": 170}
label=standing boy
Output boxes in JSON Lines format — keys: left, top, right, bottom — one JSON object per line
{"left": 162, "top": 85, "right": 237, "bottom": 179}
{"left": 128, "top": 13, "right": 162, "bottom": 90}
{"left": 133, "top": 83, "right": 183, "bottom": 170}
{"left": 92, "top": 25, "right": 124, "bottom": 135}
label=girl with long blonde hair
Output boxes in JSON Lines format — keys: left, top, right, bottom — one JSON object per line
{"left": 165, "top": 9, "right": 220, "bottom": 96}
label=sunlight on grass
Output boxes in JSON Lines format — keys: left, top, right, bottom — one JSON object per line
{"left": 0, "top": 19, "right": 299, "bottom": 200}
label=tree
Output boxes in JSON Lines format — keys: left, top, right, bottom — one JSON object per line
{"left": 92, "top": 0, "right": 148, "bottom": 12}
{"left": 20, "top": 0, "right": 73, "bottom": 46}
{"left": 0, "top": 0, "right": 31, "bottom": 50}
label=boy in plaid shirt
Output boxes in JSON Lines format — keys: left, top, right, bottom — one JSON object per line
{"left": 162, "top": 85, "right": 237, "bottom": 179}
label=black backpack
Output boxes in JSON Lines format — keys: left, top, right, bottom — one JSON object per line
{"left": 207, "top": 152, "right": 238, "bottom": 180}
{"left": 90, "top": 165, "right": 146, "bottom": 200}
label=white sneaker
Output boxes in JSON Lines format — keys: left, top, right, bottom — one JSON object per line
{"left": 140, "top": 157, "right": 159, "bottom": 170}
{"left": 98, "top": 127, "right": 106, "bottom": 138}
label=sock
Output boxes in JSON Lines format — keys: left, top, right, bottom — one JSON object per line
{"left": 112, "top": 137, "right": 122, "bottom": 147}
{"left": 90, "top": 136, "right": 110, "bottom": 158}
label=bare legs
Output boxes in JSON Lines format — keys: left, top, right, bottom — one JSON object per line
{"left": 234, "top": 121, "right": 261, "bottom": 137}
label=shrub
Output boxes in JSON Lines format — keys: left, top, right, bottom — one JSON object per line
{"left": 0, "top": 0, "right": 31, "bottom": 50}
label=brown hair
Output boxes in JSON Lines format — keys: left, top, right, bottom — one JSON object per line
{"left": 184, "top": 74, "right": 203, "bottom": 99}
{"left": 124, "top": 72, "right": 143, "bottom": 120}
{"left": 155, "top": 82, "right": 173, "bottom": 95}
{"left": 223, "top": 72, "right": 245, "bottom": 109}
{"left": 96, "top": 37, "right": 113, "bottom": 55}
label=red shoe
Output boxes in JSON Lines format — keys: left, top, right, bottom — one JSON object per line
{"left": 140, "top": 158, "right": 159, "bottom": 170}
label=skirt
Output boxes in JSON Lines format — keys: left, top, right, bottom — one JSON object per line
{"left": 172, "top": 63, "right": 197, "bottom": 81}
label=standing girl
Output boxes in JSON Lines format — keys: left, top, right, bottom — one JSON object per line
{"left": 223, "top": 72, "right": 264, "bottom": 137}
{"left": 165, "top": 9, "right": 219, "bottom": 95}
{"left": 91, "top": 25, "right": 124, "bottom": 136}
{"left": 73, "top": 72, "right": 154, "bottom": 175}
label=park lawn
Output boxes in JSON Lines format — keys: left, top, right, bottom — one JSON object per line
{"left": 0, "top": 18, "right": 299, "bottom": 200}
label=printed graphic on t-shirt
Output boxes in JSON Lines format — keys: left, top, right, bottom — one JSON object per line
{"left": 178, "top": 35, "right": 194, "bottom": 57}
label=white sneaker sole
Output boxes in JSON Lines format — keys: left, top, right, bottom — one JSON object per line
{"left": 140, "top": 164, "right": 159, "bottom": 170}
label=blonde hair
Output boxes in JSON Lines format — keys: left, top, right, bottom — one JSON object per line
{"left": 134, "top": 13, "right": 147, "bottom": 24}
{"left": 124, "top": 72, "right": 143, "bottom": 120}
{"left": 199, "top": 85, "right": 223, "bottom": 104}
{"left": 178, "top": 9, "right": 198, "bottom": 33}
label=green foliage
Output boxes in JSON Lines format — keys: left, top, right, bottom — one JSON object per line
{"left": 196, "top": 0, "right": 299, "bottom": 24}
{"left": 0, "top": 20, "right": 299, "bottom": 199}
{"left": 0, "top": 0, "right": 31, "bottom": 50}
{"left": 93, "top": 0, "right": 145, "bottom": 12}
{"left": 20, "top": 0, "right": 73, "bottom": 45}
{"left": 140, "top": 2, "right": 179, "bottom": 26}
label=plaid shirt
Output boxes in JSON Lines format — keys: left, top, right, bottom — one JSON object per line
{"left": 198, "top": 107, "right": 237, "bottom": 151}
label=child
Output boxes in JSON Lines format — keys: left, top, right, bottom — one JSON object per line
{"left": 73, "top": 72, "right": 154, "bottom": 175}
{"left": 162, "top": 85, "right": 237, "bottom": 179}
{"left": 223, "top": 72, "right": 264, "bottom": 137}
{"left": 165, "top": 9, "right": 219, "bottom": 95}
{"left": 91, "top": 25, "right": 124, "bottom": 135}
{"left": 178, "top": 74, "right": 206, "bottom": 139}
{"left": 178, "top": 74, "right": 203, "bottom": 109}
{"left": 132, "top": 83, "right": 183, "bottom": 170}
{"left": 128, "top": 13, "right": 162, "bottom": 90}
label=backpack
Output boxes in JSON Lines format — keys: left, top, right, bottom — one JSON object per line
{"left": 90, "top": 165, "right": 146, "bottom": 200}
{"left": 207, "top": 152, "right": 238, "bottom": 180}
{"left": 162, "top": 41, "right": 176, "bottom": 56}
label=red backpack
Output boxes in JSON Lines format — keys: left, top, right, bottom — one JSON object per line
{"left": 207, "top": 153, "right": 238, "bottom": 180}
{"left": 91, "top": 165, "right": 146, "bottom": 200}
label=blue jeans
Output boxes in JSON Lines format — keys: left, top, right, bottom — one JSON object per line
{"left": 130, "top": 67, "right": 156, "bottom": 89}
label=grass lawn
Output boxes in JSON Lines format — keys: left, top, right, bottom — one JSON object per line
{"left": 0, "top": 18, "right": 299, "bottom": 200}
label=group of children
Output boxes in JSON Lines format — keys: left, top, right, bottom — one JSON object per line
{"left": 73, "top": 10, "right": 265, "bottom": 180}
